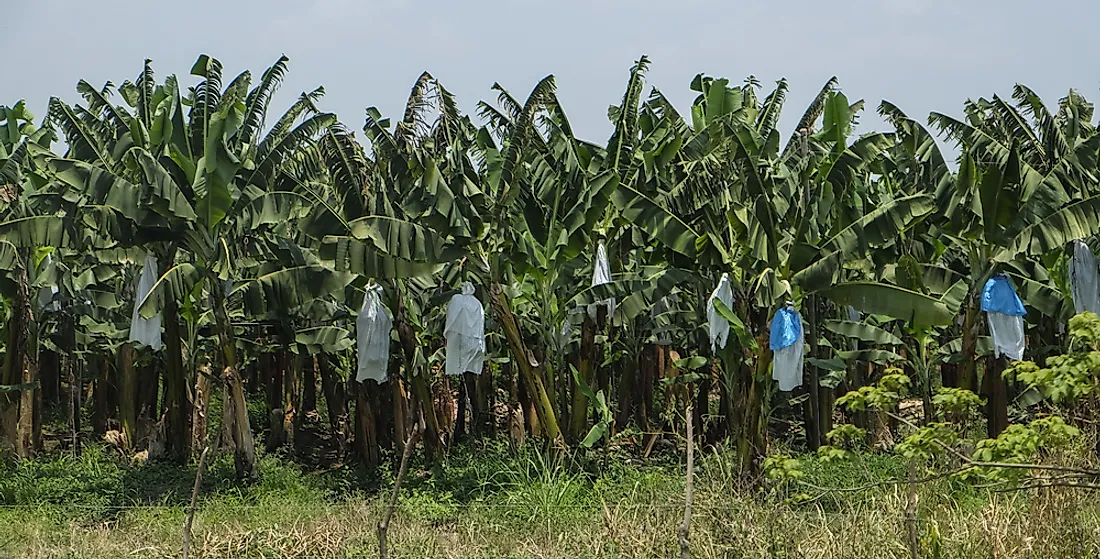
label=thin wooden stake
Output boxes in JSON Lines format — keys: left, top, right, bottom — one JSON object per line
{"left": 378, "top": 422, "right": 422, "bottom": 559}
{"left": 905, "top": 459, "right": 919, "bottom": 559}
{"left": 678, "top": 400, "right": 694, "bottom": 559}
{"left": 182, "top": 446, "right": 212, "bottom": 559}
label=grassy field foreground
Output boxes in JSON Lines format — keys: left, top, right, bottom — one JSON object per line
{"left": 2, "top": 443, "right": 1099, "bottom": 559}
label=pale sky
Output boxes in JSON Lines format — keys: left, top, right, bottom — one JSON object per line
{"left": 5, "top": 0, "right": 1100, "bottom": 154}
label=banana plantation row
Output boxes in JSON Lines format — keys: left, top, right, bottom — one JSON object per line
{"left": 2, "top": 54, "right": 1099, "bottom": 480}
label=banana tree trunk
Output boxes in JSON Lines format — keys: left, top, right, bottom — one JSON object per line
{"left": 262, "top": 352, "right": 282, "bottom": 425}
{"left": 392, "top": 282, "right": 443, "bottom": 454}
{"left": 284, "top": 349, "right": 301, "bottom": 450}
{"left": 390, "top": 372, "right": 410, "bottom": 454}
{"left": 162, "top": 298, "right": 190, "bottom": 462}
{"left": 1, "top": 259, "right": 31, "bottom": 457}
{"left": 61, "top": 298, "right": 81, "bottom": 456}
{"left": 90, "top": 356, "right": 108, "bottom": 436}
{"left": 569, "top": 313, "right": 597, "bottom": 441}
{"left": 318, "top": 353, "right": 348, "bottom": 462}
{"left": 302, "top": 356, "right": 317, "bottom": 415}
{"left": 958, "top": 299, "right": 979, "bottom": 393}
{"left": 805, "top": 296, "right": 823, "bottom": 450}
{"left": 615, "top": 349, "right": 638, "bottom": 434}
{"left": 211, "top": 286, "right": 258, "bottom": 480}
{"left": 985, "top": 355, "right": 1009, "bottom": 437}
{"left": 118, "top": 342, "right": 137, "bottom": 450}
{"left": 354, "top": 380, "right": 380, "bottom": 469}
{"left": 41, "top": 350, "right": 59, "bottom": 407}
{"left": 191, "top": 364, "right": 212, "bottom": 457}
{"left": 490, "top": 283, "right": 562, "bottom": 445}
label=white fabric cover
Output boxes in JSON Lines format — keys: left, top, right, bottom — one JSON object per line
{"left": 707, "top": 273, "right": 734, "bottom": 353}
{"left": 772, "top": 326, "right": 804, "bottom": 392}
{"left": 445, "top": 282, "right": 485, "bottom": 376}
{"left": 356, "top": 286, "right": 392, "bottom": 383}
{"left": 589, "top": 241, "right": 615, "bottom": 319}
{"left": 987, "top": 312, "right": 1025, "bottom": 361}
{"left": 1071, "top": 240, "right": 1100, "bottom": 316}
{"left": 128, "top": 254, "right": 162, "bottom": 351}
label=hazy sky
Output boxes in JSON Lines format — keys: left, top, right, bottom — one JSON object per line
{"left": 5, "top": 0, "right": 1100, "bottom": 151}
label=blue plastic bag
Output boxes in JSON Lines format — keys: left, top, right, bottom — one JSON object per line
{"left": 769, "top": 306, "right": 803, "bottom": 351}
{"left": 981, "top": 275, "right": 1026, "bottom": 317}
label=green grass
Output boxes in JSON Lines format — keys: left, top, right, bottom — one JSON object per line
{"left": 2, "top": 443, "right": 1100, "bottom": 558}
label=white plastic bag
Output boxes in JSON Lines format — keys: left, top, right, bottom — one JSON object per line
{"left": 445, "top": 282, "right": 485, "bottom": 376}
{"left": 1071, "top": 240, "right": 1100, "bottom": 315}
{"left": 588, "top": 241, "right": 615, "bottom": 320}
{"left": 770, "top": 305, "right": 804, "bottom": 392}
{"left": 356, "top": 286, "right": 392, "bottom": 383}
{"left": 987, "top": 313, "right": 1025, "bottom": 361}
{"left": 129, "top": 254, "right": 162, "bottom": 351}
{"left": 772, "top": 338, "right": 805, "bottom": 392}
{"left": 707, "top": 273, "right": 734, "bottom": 353}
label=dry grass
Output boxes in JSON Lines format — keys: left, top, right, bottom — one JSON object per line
{"left": 3, "top": 447, "right": 1100, "bottom": 558}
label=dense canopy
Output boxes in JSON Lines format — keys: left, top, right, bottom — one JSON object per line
{"left": 3, "top": 54, "right": 1100, "bottom": 483}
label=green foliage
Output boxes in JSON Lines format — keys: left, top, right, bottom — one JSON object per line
{"left": 932, "top": 387, "right": 984, "bottom": 418}
{"left": 894, "top": 423, "right": 958, "bottom": 460}
{"left": 826, "top": 424, "right": 868, "bottom": 449}
{"left": 967, "top": 416, "right": 1081, "bottom": 481}
{"left": 1006, "top": 312, "right": 1100, "bottom": 405}
{"left": 835, "top": 369, "right": 911, "bottom": 412}
{"left": 816, "top": 445, "right": 852, "bottom": 464}
{"left": 763, "top": 454, "right": 804, "bottom": 484}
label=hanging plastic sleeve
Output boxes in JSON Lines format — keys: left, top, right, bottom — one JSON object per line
{"left": 846, "top": 306, "right": 861, "bottom": 350}
{"left": 769, "top": 305, "right": 804, "bottom": 391}
{"left": 554, "top": 320, "right": 572, "bottom": 353}
{"left": 589, "top": 241, "right": 615, "bottom": 320}
{"left": 650, "top": 295, "right": 674, "bottom": 346}
{"left": 129, "top": 254, "right": 163, "bottom": 351}
{"left": 356, "top": 285, "right": 393, "bottom": 383}
{"left": 1070, "top": 240, "right": 1100, "bottom": 316}
{"left": 981, "top": 274, "right": 1026, "bottom": 361}
{"left": 707, "top": 273, "right": 734, "bottom": 353}
{"left": 445, "top": 282, "right": 486, "bottom": 376}
{"left": 36, "top": 253, "right": 59, "bottom": 311}
{"left": 846, "top": 306, "right": 861, "bottom": 322}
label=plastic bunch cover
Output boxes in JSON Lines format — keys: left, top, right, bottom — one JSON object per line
{"left": 1070, "top": 240, "right": 1100, "bottom": 316}
{"left": 445, "top": 282, "right": 485, "bottom": 376}
{"left": 650, "top": 295, "right": 674, "bottom": 346}
{"left": 589, "top": 241, "right": 616, "bottom": 320}
{"left": 987, "top": 313, "right": 1025, "bottom": 361}
{"left": 37, "top": 254, "right": 59, "bottom": 311}
{"left": 707, "top": 273, "right": 734, "bottom": 353}
{"left": 129, "top": 254, "right": 163, "bottom": 351}
{"left": 770, "top": 305, "right": 804, "bottom": 391}
{"left": 981, "top": 275, "right": 1026, "bottom": 316}
{"left": 356, "top": 286, "right": 392, "bottom": 383}
{"left": 554, "top": 320, "right": 572, "bottom": 352}
{"left": 846, "top": 306, "right": 861, "bottom": 350}
{"left": 981, "top": 274, "right": 1025, "bottom": 361}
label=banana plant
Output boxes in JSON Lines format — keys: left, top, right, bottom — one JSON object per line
{"left": 0, "top": 101, "right": 70, "bottom": 458}
{"left": 47, "top": 55, "right": 349, "bottom": 477}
